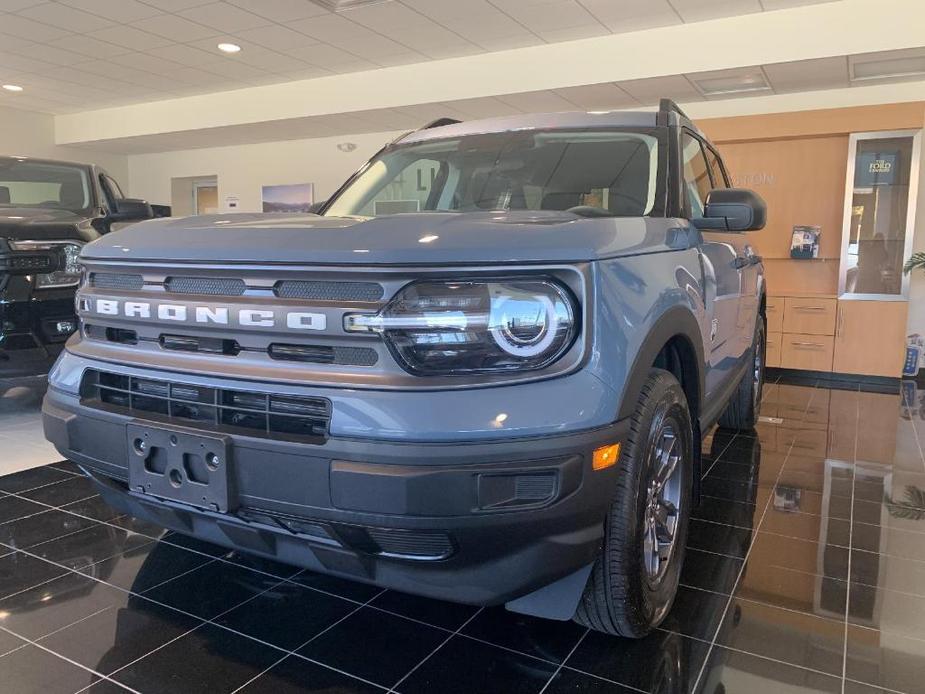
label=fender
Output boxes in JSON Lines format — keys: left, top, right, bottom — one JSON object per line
{"left": 616, "top": 305, "right": 705, "bottom": 422}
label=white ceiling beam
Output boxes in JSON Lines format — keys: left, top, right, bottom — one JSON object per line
{"left": 55, "top": 0, "right": 925, "bottom": 146}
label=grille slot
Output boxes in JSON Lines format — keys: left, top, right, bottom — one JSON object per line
{"left": 275, "top": 280, "right": 383, "bottom": 302}
{"left": 90, "top": 273, "right": 143, "bottom": 291}
{"left": 268, "top": 343, "right": 378, "bottom": 366}
{"left": 366, "top": 528, "right": 454, "bottom": 560}
{"left": 82, "top": 369, "right": 330, "bottom": 443}
{"left": 165, "top": 276, "right": 246, "bottom": 296}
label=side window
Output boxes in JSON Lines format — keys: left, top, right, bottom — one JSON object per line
{"left": 705, "top": 147, "right": 729, "bottom": 189}
{"left": 681, "top": 133, "right": 712, "bottom": 218}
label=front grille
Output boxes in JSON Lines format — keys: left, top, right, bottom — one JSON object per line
{"left": 268, "top": 343, "right": 378, "bottom": 366}
{"left": 165, "top": 276, "right": 246, "bottom": 296}
{"left": 81, "top": 369, "right": 330, "bottom": 443}
{"left": 90, "top": 273, "right": 144, "bottom": 291}
{"left": 275, "top": 280, "right": 383, "bottom": 302}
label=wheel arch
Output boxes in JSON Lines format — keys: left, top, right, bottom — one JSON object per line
{"left": 616, "top": 306, "right": 705, "bottom": 424}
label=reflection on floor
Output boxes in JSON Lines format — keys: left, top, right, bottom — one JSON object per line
{"left": 0, "top": 376, "right": 924, "bottom": 693}
{"left": 0, "top": 384, "right": 62, "bottom": 476}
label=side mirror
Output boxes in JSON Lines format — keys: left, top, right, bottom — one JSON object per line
{"left": 111, "top": 198, "right": 154, "bottom": 222}
{"left": 692, "top": 188, "right": 766, "bottom": 232}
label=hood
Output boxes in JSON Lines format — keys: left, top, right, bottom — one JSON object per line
{"left": 0, "top": 207, "right": 92, "bottom": 241}
{"left": 81, "top": 211, "right": 683, "bottom": 266}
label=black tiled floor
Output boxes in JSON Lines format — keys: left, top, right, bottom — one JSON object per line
{"left": 0, "top": 377, "right": 923, "bottom": 693}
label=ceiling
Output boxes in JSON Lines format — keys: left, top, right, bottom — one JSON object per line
{"left": 71, "top": 46, "right": 925, "bottom": 154}
{"left": 0, "top": 0, "right": 836, "bottom": 115}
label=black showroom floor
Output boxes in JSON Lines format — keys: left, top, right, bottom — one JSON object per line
{"left": 0, "top": 376, "right": 924, "bottom": 694}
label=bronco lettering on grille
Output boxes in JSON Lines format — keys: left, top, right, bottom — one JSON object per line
{"left": 80, "top": 297, "right": 327, "bottom": 331}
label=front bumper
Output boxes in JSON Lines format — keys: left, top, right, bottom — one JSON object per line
{"left": 1, "top": 292, "right": 76, "bottom": 383}
{"left": 43, "top": 385, "right": 628, "bottom": 608}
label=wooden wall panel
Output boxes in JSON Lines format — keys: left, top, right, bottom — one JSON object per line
{"left": 700, "top": 102, "right": 925, "bottom": 142}
{"left": 715, "top": 135, "right": 848, "bottom": 262}
{"left": 763, "top": 258, "right": 840, "bottom": 297}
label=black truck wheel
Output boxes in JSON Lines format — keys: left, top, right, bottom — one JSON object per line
{"left": 717, "top": 318, "right": 765, "bottom": 431}
{"left": 574, "top": 368, "right": 693, "bottom": 637}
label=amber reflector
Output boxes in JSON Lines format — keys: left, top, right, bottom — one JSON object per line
{"left": 592, "top": 443, "right": 621, "bottom": 471}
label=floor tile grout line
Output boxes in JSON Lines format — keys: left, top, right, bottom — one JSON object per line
{"left": 762, "top": 562, "right": 925, "bottom": 604}
{"left": 0, "top": 472, "right": 89, "bottom": 497}
{"left": 676, "top": 582, "right": 849, "bottom": 627}
{"left": 844, "top": 676, "right": 911, "bottom": 694}
{"left": 841, "top": 389, "right": 861, "bottom": 694}
{"left": 229, "top": 587, "right": 390, "bottom": 694}
{"left": 536, "top": 628, "right": 589, "bottom": 694}
{"left": 386, "top": 606, "right": 486, "bottom": 693}
{"left": 81, "top": 572, "right": 329, "bottom": 691}
{"left": 0, "top": 624, "right": 142, "bottom": 694}
{"left": 691, "top": 382, "right": 821, "bottom": 694}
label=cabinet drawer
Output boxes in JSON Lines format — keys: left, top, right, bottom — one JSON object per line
{"left": 783, "top": 297, "right": 837, "bottom": 335}
{"left": 765, "top": 298, "right": 784, "bottom": 333}
{"left": 780, "top": 333, "right": 834, "bottom": 372}
{"left": 766, "top": 331, "right": 782, "bottom": 368}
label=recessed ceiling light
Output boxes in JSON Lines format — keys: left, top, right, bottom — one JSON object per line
{"left": 312, "top": 0, "right": 393, "bottom": 12}
{"left": 691, "top": 72, "right": 771, "bottom": 96}
{"left": 851, "top": 56, "right": 925, "bottom": 81}
{"left": 2, "top": 84, "right": 24, "bottom": 92}
{"left": 217, "top": 43, "right": 242, "bottom": 54}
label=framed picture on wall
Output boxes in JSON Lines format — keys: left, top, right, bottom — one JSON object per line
{"left": 261, "top": 183, "right": 314, "bottom": 213}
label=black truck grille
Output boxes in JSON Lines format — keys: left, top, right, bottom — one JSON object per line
{"left": 81, "top": 369, "right": 330, "bottom": 443}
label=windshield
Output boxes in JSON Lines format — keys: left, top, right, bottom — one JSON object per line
{"left": 325, "top": 128, "right": 663, "bottom": 218}
{"left": 0, "top": 160, "right": 92, "bottom": 213}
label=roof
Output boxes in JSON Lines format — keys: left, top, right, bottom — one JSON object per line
{"left": 397, "top": 110, "right": 664, "bottom": 145}
{"left": 0, "top": 155, "right": 94, "bottom": 169}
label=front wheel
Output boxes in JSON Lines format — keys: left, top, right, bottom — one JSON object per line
{"left": 573, "top": 368, "right": 693, "bottom": 637}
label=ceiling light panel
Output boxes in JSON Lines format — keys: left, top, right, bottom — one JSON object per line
{"left": 690, "top": 68, "right": 771, "bottom": 96}
{"left": 311, "top": 0, "right": 395, "bottom": 12}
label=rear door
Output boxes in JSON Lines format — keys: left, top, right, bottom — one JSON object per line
{"left": 681, "top": 132, "right": 745, "bottom": 398}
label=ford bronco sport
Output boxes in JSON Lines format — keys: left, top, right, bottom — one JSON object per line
{"left": 43, "top": 99, "right": 766, "bottom": 637}
{"left": 0, "top": 156, "right": 165, "bottom": 391}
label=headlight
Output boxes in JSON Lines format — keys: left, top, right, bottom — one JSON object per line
{"left": 346, "top": 279, "right": 577, "bottom": 375}
{"left": 9, "top": 240, "right": 84, "bottom": 289}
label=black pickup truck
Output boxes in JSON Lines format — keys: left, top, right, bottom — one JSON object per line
{"left": 0, "top": 156, "right": 167, "bottom": 391}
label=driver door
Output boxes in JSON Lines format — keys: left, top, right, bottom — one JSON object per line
{"left": 681, "top": 132, "right": 744, "bottom": 399}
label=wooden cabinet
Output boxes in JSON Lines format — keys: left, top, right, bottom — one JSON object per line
{"left": 765, "top": 297, "right": 784, "bottom": 333}
{"left": 782, "top": 297, "right": 837, "bottom": 335}
{"left": 766, "top": 331, "right": 781, "bottom": 368}
{"left": 768, "top": 293, "right": 907, "bottom": 377}
{"left": 781, "top": 333, "right": 835, "bottom": 371}
{"left": 832, "top": 299, "right": 908, "bottom": 377}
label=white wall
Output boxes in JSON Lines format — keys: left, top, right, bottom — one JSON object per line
{"left": 0, "top": 105, "right": 128, "bottom": 186}
{"left": 127, "top": 130, "right": 401, "bottom": 214}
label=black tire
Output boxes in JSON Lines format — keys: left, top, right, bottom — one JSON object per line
{"left": 573, "top": 368, "right": 693, "bottom": 638}
{"left": 717, "top": 318, "right": 765, "bottom": 431}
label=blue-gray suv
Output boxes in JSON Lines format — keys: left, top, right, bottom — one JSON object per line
{"left": 43, "top": 99, "right": 766, "bottom": 637}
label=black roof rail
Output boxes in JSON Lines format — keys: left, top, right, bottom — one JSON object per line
{"left": 658, "top": 98, "right": 690, "bottom": 121}
{"left": 419, "top": 117, "right": 462, "bottom": 130}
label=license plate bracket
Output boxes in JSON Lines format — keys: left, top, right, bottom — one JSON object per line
{"left": 127, "top": 423, "right": 233, "bottom": 513}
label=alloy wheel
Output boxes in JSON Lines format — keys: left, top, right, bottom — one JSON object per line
{"left": 642, "top": 419, "right": 683, "bottom": 586}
